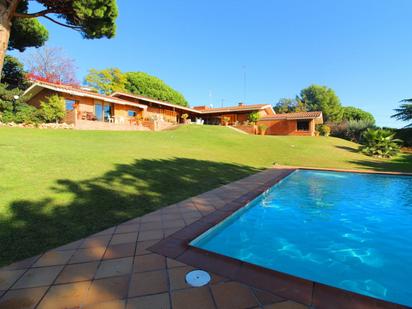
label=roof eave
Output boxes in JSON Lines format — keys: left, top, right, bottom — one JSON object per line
{"left": 111, "top": 91, "right": 198, "bottom": 113}
{"left": 199, "top": 104, "right": 272, "bottom": 114}
{"left": 25, "top": 83, "right": 148, "bottom": 110}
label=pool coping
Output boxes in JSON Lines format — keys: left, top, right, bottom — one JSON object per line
{"left": 149, "top": 167, "right": 409, "bottom": 309}
{"left": 273, "top": 165, "right": 412, "bottom": 176}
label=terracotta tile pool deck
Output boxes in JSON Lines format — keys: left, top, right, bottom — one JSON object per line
{"left": 0, "top": 167, "right": 408, "bottom": 309}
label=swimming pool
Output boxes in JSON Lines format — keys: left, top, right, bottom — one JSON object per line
{"left": 191, "top": 170, "right": 412, "bottom": 306}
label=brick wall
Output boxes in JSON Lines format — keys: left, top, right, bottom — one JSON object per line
{"left": 257, "top": 119, "right": 315, "bottom": 136}
{"left": 232, "top": 125, "right": 257, "bottom": 134}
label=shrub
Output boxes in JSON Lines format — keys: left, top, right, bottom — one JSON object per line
{"left": 258, "top": 124, "right": 268, "bottom": 135}
{"left": 359, "top": 128, "right": 402, "bottom": 158}
{"left": 14, "top": 104, "right": 41, "bottom": 124}
{"left": 347, "top": 119, "right": 375, "bottom": 143}
{"left": 395, "top": 128, "right": 412, "bottom": 147}
{"left": 330, "top": 119, "right": 375, "bottom": 143}
{"left": 248, "top": 112, "right": 260, "bottom": 124}
{"left": 39, "top": 95, "right": 66, "bottom": 123}
{"left": 181, "top": 113, "right": 188, "bottom": 120}
{"left": 317, "top": 124, "right": 331, "bottom": 136}
{"left": 0, "top": 82, "right": 41, "bottom": 124}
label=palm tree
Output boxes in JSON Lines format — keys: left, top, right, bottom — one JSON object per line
{"left": 359, "top": 128, "right": 402, "bottom": 158}
{"left": 392, "top": 100, "right": 412, "bottom": 128}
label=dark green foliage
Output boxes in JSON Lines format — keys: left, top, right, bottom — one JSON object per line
{"left": 64, "top": 0, "right": 118, "bottom": 39}
{"left": 7, "top": 0, "right": 117, "bottom": 54}
{"left": 125, "top": 72, "right": 188, "bottom": 107}
{"left": 299, "top": 85, "right": 343, "bottom": 122}
{"left": 27, "top": 0, "right": 118, "bottom": 39}
{"left": 0, "top": 83, "right": 39, "bottom": 123}
{"left": 360, "top": 129, "right": 402, "bottom": 158}
{"left": 392, "top": 101, "right": 412, "bottom": 128}
{"left": 395, "top": 128, "right": 412, "bottom": 147}
{"left": 274, "top": 98, "right": 297, "bottom": 113}
{"left": 11, "top": 103, "right": 39, "bottom": 124}
{"left": 274, "top": 97, "right": 306, "bottom": 113}
{"left": 85, "top": 69, "right": 189, "bottom": 106}
{"left": 8, "top": 1, "right": 48, "bottom": 52}
{"left": 1, "top": 55, "right": 29, "bottom": 90}
{"left": 347, "top": 120, "right": 376, "bottom": 143}
{"left": 342, "top": 106, "right": 375, "bottom": 124}
{"left": 9, "top": 18, "right": 48, "bottom": 52}
{"left": 330, "top": 119, "right": 375, "bottom": 143}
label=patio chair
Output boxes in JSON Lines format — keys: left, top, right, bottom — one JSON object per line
{"left": 86, "top": 112, "right": 97, "bottom": 121}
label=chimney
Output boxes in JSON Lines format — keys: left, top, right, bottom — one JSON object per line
{"left": 194, "top": 105, "right": 209, "bottom": 111}
{"left": 238, "top": 102, "right": 244, "bottom": 106}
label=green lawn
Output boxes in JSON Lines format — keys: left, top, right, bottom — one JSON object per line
{"left": 1, "top": 125, "right": 411, "bottom": 266}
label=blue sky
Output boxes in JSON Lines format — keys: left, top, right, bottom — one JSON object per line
{"left": 11, "top": 0, "right": 412, "bottom": 127}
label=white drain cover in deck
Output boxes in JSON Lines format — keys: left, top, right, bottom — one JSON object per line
{"left": 185, "top": 270, "right": 211, "bottom": 287}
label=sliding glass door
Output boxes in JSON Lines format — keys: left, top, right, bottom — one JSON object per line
{"left": 95, "top": 102, "right": 103, "bottom": 121}
{"left": 94, "top": 102, "right": 112, "bottom": 121}
{"left": 103, "top": 104, "right": 112, "bottom": 122}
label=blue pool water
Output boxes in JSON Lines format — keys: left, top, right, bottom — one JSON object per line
{"left": 191, "top": 170, "right": 412, "bottom": 306}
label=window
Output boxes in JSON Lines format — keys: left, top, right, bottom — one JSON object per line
{"left": 65, "top": 99, "right": 76, "bottom": 111}
{"left": 128, "top": 110, "right": 136, "bottom": 117}
{"left": 297, "top": 120, "right": 310, "bottom": 131}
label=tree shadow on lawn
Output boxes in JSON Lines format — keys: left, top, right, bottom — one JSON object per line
{"left": 334, "top": 145, "right": 359, "bottom": 153}
{"left": 0, "top": 158, "right": 260, "bottom": 266}
{"left": 347, "top": 153, "right": 412, "bottom": 173}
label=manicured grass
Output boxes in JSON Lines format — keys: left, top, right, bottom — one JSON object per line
{"left": 0, "top": 125, "right": 411, "bottom": 266}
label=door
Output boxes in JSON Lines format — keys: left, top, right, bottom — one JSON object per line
{"left": 95, "top": 102, "right": 103, "bottom": 121}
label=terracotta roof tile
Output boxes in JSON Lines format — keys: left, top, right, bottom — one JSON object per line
{"left": 112, "top": 91, "right": 197, "bottom": 113}
{"left": 261, "top": 111, "right": 323, "bottom": 120}
{"left": 199, "top": 104, "right": 272, "bottom": 113}
{"left": 24, "top": 81, "right": 148, "bottom": 109}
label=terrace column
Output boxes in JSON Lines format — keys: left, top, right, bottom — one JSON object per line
{"left": 310, "top": 119, "right": 315, "bottom": 136}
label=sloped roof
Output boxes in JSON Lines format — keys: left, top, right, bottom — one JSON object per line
{"left": 261, "top": 111, "right": 323, "bottom": 120}
{"left": 112, "top": 92, "right": 274, "bottom": 114}
{"left": 111, "top": 91, "right": 198, "bottom": 113}
{"left": 23, "top": 81, "right": 297, "bottom": 118}
{"left": 199, "top": 104, "right": 274, "bottom": 114}
{"left": 23, "top": 81, "right": 148, "bottom": 109}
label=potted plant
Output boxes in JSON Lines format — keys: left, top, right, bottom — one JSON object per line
{"left": 222, "top": 116, "right": 230, "bottom": 126}
{"left": 135, "top": 115, "right": 143, "bottom": 126}
{"left": 258, "top": 124, "right": 268, "bottom": 135}
{"left": 248, "top": 112, "right": 260, "bottom": 134}
{"left": 248, "top": 112, "right": 260, "bottom": 125}
{"left": 181, "top": 113, "right": 189, "bottom": 124}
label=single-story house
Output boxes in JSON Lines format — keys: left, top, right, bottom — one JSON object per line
{"left": 192, "top": 103, "right": 275, "bottom": 125}
{"left": 23, "top": 81, "right": 322, "bottom": 135}
{"left": 258, "top": 112, "right": 324, "bottom": 136}
{"left": 23, "top": 81, "right": 148, "bottom": 130}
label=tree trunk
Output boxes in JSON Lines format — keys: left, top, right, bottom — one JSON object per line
{"left": 0, "top": 0, "right": 19, "bottom": 74}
